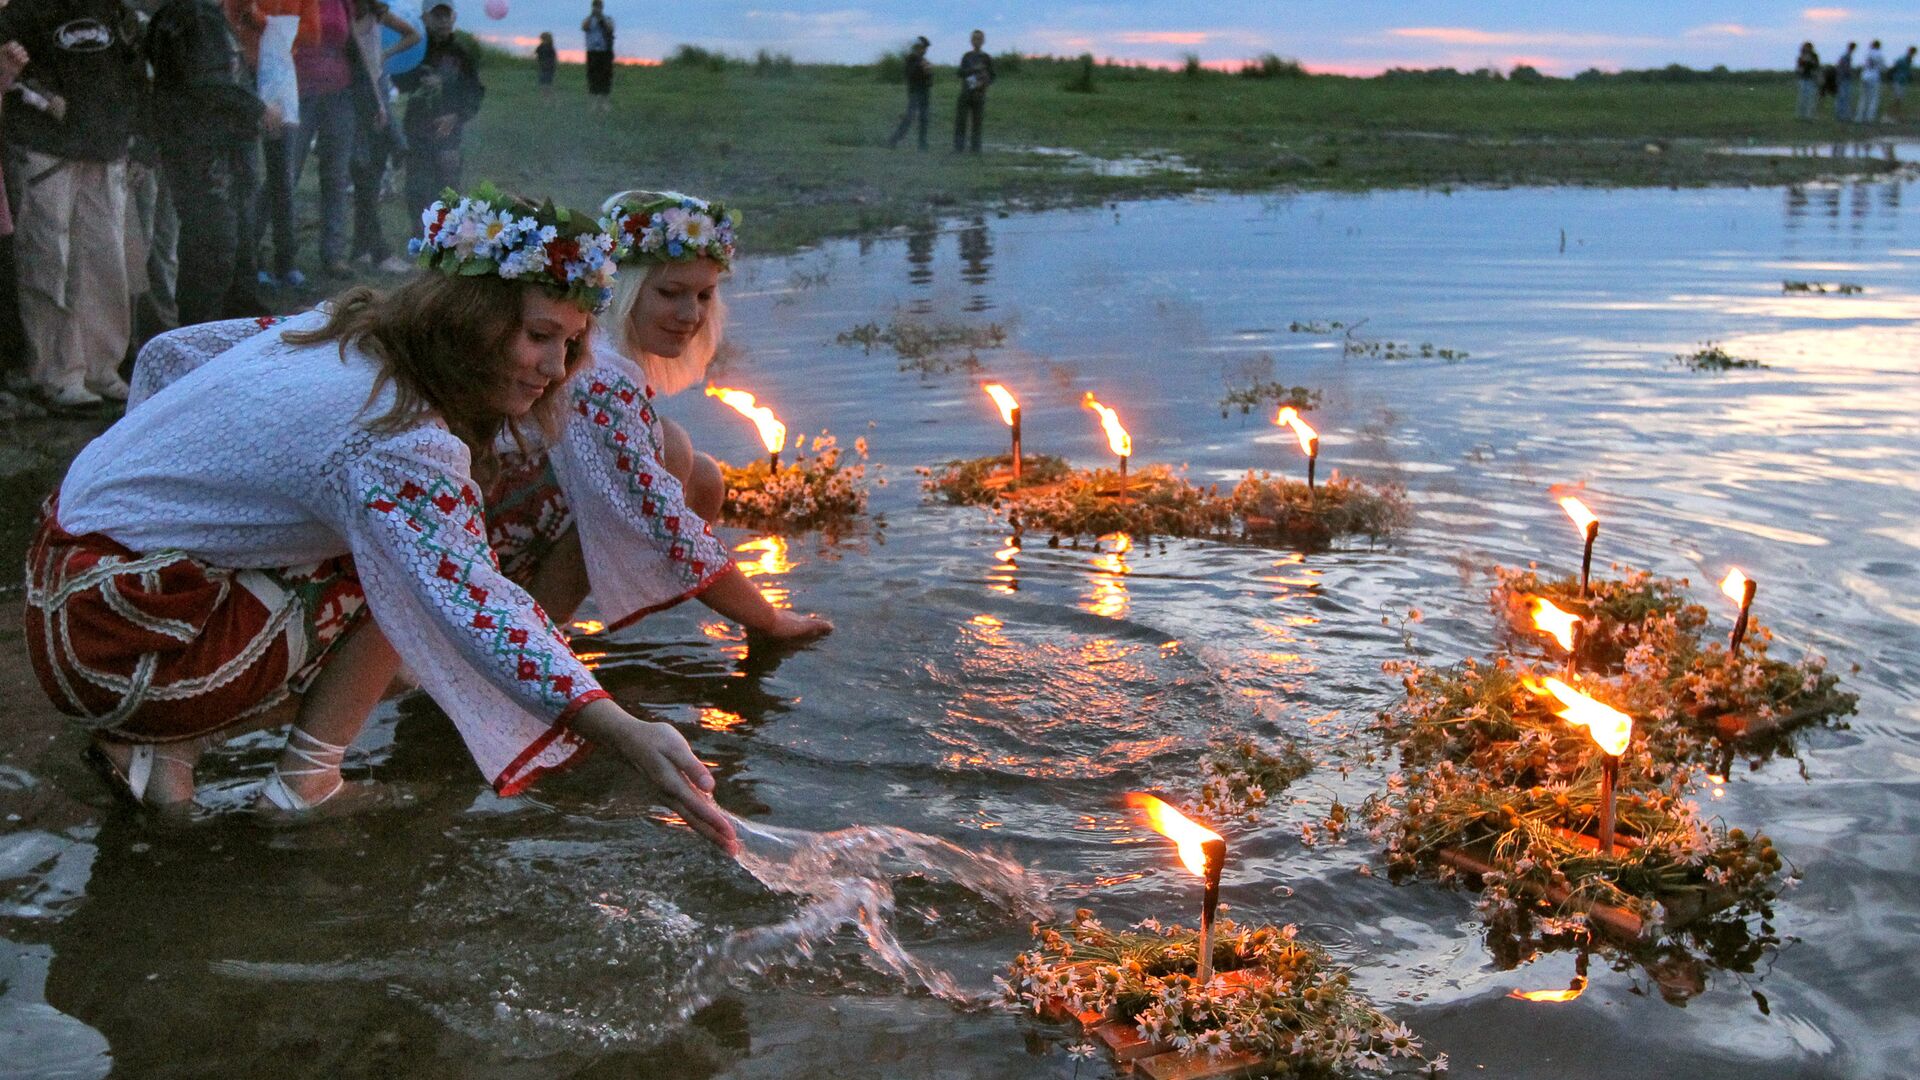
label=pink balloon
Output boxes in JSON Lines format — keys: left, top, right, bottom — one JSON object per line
{"left": 484, "top": 0, "right": 508, "bottom": 18}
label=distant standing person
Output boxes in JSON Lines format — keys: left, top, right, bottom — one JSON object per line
{"left": 393, "top": 0, "right": 484, "bottom": 215}
{"left": 1834, "top": 41, "right": 1856, "bottom": 121}
{"left": 1857, "top": 39, "right": 1885, "bottom": 123}
{"left": 887, "top": 36, "right": 932, "bottom": 150}
{"left": 582, "top": 0, "right": 614, "bottom": 113}
{"left": 536, "top": 30, "right": 556, "bottom": 99}
{"left": 1890, "top": 46, "right": 1916, "bottom": 122}
{"left": 1795, "top": 42, "right": 1820, "bottom": 120}
{"left": 953, "top": 28, "right": 993, "bottom": 153}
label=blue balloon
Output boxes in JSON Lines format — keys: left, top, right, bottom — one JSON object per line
{"left": 383, "top": 14, "right": 428, "bottom": 77}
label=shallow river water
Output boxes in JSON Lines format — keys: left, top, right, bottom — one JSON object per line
{"left": 4, "top": 177, "right": 1918, "bottom": 1079}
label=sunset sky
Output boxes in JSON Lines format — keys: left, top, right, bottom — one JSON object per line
{"left": 466, "top": 2, "right": 1920, "bottom": 75}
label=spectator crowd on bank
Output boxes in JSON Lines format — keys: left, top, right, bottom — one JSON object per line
{"left": 0, "top": 0, "right": 487, "bottom": 413}
{"left": 1795, "top": 38, "right": 1916, "bottom": 123}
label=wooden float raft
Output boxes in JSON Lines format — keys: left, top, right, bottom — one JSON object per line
{"left": 1436, "top": 827, "right": 1731, "bottom": 944}
{"left": 1040, "top": 968, "right": 1283, "bottom": 1080}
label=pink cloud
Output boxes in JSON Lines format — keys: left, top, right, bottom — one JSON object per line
{"left": 1114, "top": 31, "right": 1210, "bottom": 46}
{"left": 1386, "top": 26, "right": 1661, "bottom": 48}
{"left": 1803, "top": 7, "right": 1851, "bottom": 21}
{"left": 1687, "top": 23, "right": 1753, "bottom": 38}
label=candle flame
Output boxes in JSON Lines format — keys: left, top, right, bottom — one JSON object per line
{"left": 1509, "top": 977, "right": 1588, "bottom": 1003}
{"left": 1274, "top": 406, "right": 1319, "bottom": 456}
{"left": 705, "top": 386, "right": 787, "bottom": 455}
{"left": 1529, "top": 597, "right": 1580, "bottom": 652}
{"left": 983, "top": 382, "right": 1020, "bottom": 426}
{"left": 1126, "top": 792, "right": 1222, "bottom": 878}
{"left": 1559, "top": 495, "right": 1598, "bottom": 535}
{"left": 1083, "top": 392, "right": 1133, "bottom": 458}
{"left": 1528, "top": 676, "right": 1634, "bottom": 757}
{"left": 1720, "top": 567, "right": 1751, "bottom": 604}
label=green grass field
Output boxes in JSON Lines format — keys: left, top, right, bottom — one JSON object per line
{"left": 422, "top": 55, "right": 1912, "bottom": 254}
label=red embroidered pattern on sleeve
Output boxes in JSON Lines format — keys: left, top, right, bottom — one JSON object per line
{"left": 362, "top": 471, "right": 592, "bottom": 711}
{"left": 571, "top": 372, "right": 727, "bottom": 584}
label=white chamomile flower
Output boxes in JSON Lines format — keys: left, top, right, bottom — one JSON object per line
{"left": 682, "top": 211, "right": 715, "bottom": 247}
{"left": 1355, "top": 1047, "right": 1390, "bottom": 1072}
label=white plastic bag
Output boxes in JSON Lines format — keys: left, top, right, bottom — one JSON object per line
{"left": 257, "top": 14, "right": 301, "bottom": 128}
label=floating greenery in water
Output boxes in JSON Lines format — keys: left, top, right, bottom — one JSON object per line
{"left": 718, "top": 433, "right": 872, "bottom": 535}
{"left": 1231, "top": 471, "right": 1412, "bottom": 546}
{"left": 1674, "top": 342, "right": 1767, "bottom": 371}
{"left": 1490, "top": 565, "right": 1854, "bottom": 756}
{"left": 1371, "top": 656, "right": 1788, "bottom": 952}
{"left": 834, "top": 317, "right": 1009, "bottom": 377}
{"left": 1004, "top": 911, "right": 1446, "bottom": 1076}
{"left": 922, "top": 458, "right": 1409, "bottom": 546}
{"left": 1218, "top": 352, "right": 1321, "bottom": 417}
{"left": 1781, "top": 280, "right": 1862, "bottom": 295}
{"left": 1189, "top": 738, "right": 1313, "bottom": 823}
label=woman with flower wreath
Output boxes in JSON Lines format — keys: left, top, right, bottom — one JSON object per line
{"left": 23, "top": 186, "right": 735, "bottom": 849}
{"left": 479, "top": 190, "right": 835, "bottom": 641}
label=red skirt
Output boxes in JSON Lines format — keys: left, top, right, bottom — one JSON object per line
{"left": 23, "top": 499, "right": 367, "bottom": 743}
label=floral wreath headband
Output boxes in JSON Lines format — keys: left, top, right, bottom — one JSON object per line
{"left": 600, "top": 191, "right": 739, "bottom": 270}
{"left": 410, "top": 182, "right": 619, "bottom": 313}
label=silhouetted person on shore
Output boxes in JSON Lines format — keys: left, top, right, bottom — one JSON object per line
{"left": 1890, "top": 46, "right": 1915, "bottom": 122}
{"left": 582, "top": 0, "right": 613, "bottom": 113}
{"left": 953, "top": 28, "right": 992, "bottom": 153}
{"left": 887, "top": 36, "right": 932, "bottom": 150}
{"left": 1795, "top": 42, "right": 1820, "bottom": 120}
{"left": 1835, "top": 41, "right": 1857, "bottom": 121}
{"left": 1858, "top": 39, "right": 1885, "bottom": 122}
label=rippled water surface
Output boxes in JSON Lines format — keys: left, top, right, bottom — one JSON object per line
{"left": 4, "top": 179, "right": 1918, "bottom": 1078}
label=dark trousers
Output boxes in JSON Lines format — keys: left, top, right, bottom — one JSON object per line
{"left": 954, "top": 90, "right": 986, "bottom": 152}
{"left": 291, "top": 89, "right": 357, "bottom": 267}
{"left": 888, "top": 86, "right": 930, "bottom": 149}
{"left": 160, "top": 141, "right": 245, "bottom": 327}
{"left": 586, "top": 50, "right": 614, "bottom": 95}
{"left": 405, "top": 132, "right": 464, "bottom": 221}
{"left": 351, "top": 106, "right": 401, "bottom": 260}
{"left": 259, "top": 131, "right": 297, "bottom": 276}
{"left": 229, "top": 137, "right": 265, "bottom": 312}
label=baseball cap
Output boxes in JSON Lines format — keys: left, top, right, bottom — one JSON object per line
{"left": 421, "top": 0, "right": 454, "bottom": 14}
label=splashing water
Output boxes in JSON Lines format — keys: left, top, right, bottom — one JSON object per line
{"left": 672, "top": 814, "right": 1053, "bottom": 1022}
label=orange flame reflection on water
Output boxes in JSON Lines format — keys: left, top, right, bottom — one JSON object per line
{"left": 1509, "top": 976, "right": 1588, "bottom": 1002}
{"left": 1082, "top": 392, "right": 1133, "bottom": 457}
{"left": 983, "top": 382, "right": 1019, "bottom": 426}
{"left": 705, "top": 385, "right": 788, "bottom": 454}
{"left": 1274, "top": 406, "right": 1319, "bottom": 455}
{"left": 1529, "top": 676, "right": 1634, "bottom": 757}
{"left": 1125, "top": 792, "right": 1223, "bottom": 878}
{"left": 1529, "top": 597, "right": 1580, "bottom": 652}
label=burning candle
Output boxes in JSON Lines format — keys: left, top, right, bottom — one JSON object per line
{"left": 1558, "top": 495, "right": 1600, "bottom": 597}
{"left": 1529, "top": 596, "right": 1583, "bottom": 679}
{"left": 983, "top": 382, "right": 1023, "bottom": 484}
{"left": 1721, "top": 568, "right": 1758, "bottom": 654}
{"left": 705, "top": 385, "right": 788, "bottom": 470}
{"left": 1083, "top": 392, "right": 1132, "bottom": 483}
{"left": 1531, "top": 677, "right": 1634, "bottom": 857}
{"left": 1274, "top": 406, "right": 1320, "bottom": 490}
{"left": 1126, "top": 792, "right": 1226, "bottom": 983}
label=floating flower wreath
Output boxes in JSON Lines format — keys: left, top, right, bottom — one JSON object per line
{"left": 601, "top": 192, "right": 739, "bottom": 269}
{"left": 410, "top": 182, "right": 618, "bottom": 313}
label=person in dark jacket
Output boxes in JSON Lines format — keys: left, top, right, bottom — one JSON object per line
{"left": 953, "top": 28, "right": 993, "bottom": 153}
{"left": 1795, "top": 42, "right": 1820, "bottom": 120}
{"left": 146, "top": 0, "right": 266, "bottom": 325}
{"left": 393, "top": 0, "right": 482, "bottom": 214}
{"left": 0, "top": 0, "right": 143, "bottom": 406}
{"left": 535, "top": 30, "right": 555, "bottom": 99}
{"left": 887, "top": 36, "right": 932, "bottom": 150}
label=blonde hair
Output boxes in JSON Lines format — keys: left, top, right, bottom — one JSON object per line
{"left": 600, "top": 189, "right": 730, "bottom": 396}
{"left": 601, "top": 258, "right": 729, "bottom": 398}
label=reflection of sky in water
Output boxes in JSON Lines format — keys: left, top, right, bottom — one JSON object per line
{"left": 670, "top": 178, "right": 1920, "bottom": 1076}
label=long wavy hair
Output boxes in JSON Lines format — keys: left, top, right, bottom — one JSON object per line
{"left": 284, "top": 275, "right": 593, "bottom": 476}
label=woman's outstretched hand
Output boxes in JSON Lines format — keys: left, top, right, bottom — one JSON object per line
{"left": 573, "top": 699, "right": 738, "bottom": 854}
{"left": 756, "top": 609, "right": 834, "bottom": 642}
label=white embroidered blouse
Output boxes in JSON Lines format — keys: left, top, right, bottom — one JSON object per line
{"left": 62, "top": 312, "right": 733, "bottom": 794}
